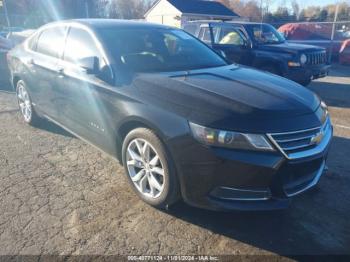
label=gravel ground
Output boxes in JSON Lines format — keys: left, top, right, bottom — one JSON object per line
{"left": 0, "top": 65, "right": 349, "bottom": 258}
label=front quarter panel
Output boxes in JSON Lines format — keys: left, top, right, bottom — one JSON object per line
{"left": 90, "top": 83, "right": 191, "bottom": 161}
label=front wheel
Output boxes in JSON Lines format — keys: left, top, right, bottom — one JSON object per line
{"left": 122, "top": 128, "right": 180, "bottom": 209}
{"left": 16, "top": 80, "right": 41, "bottom": 125}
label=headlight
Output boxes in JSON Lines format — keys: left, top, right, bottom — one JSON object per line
{"left": 300, "top": 53, "right": 307, "bottom": 64}
{"left": 321, "top": 100, "right": 329, "bottom": 116}
{"left": 189, "top": 122, "right": 275, "bottom": 151}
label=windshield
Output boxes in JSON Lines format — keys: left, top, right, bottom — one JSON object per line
{"left": 249, "top": 24, "right": 285, "bottom": 44}
{"left": 98, "top": 28, "right": 227, "bottom": 73}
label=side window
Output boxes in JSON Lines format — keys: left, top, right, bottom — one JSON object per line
{"left": 214, "top": 27, "right": 246, "bottom": 46}
{"left": 198, "top": 27, "right": 212, "bottom": 44}
{"left": 64, "top": 27, "right": 103, "bottom": 65}
{"left": 36, "top": 26, "right": 66, "bottom": 58}
{"left": 253, "top": 26, "right": 279, "bottom": 42}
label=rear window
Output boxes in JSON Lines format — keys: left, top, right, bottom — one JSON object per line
{"left": 37, "top": 26, "right": 66, "bottom": 58}
{"left": 183, "top": 24, "right": 197, "bottom": 36}
{"left": 198, "top": 27, "right": 212, "bottom": 44}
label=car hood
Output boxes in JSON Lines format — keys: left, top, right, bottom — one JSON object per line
{"left": 258, "top": 42, "right": 324, "bottom": 54}
{"left": 133, "top": 65, "right": 321, "bottom": 132}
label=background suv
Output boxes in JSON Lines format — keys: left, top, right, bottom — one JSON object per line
{"left": 183, "top": 21, "right": 331, "bottom": 86}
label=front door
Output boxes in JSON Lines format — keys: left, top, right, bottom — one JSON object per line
{"left": 211, "top": 26, "right": 252, "bottom": 65}
{"left": 54, "top": 26, "right": 114, "bottom": 150}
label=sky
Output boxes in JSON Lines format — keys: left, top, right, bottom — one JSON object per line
{"left": 269, "top": 0, "right": 350, "bottom": 12}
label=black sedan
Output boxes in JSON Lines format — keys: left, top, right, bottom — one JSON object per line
{"left": 7, "top": 20, "right": 333, "bottom": 211}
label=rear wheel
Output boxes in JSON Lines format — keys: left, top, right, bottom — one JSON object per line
{"left": 122, "top": 128, "right": 180, "bottom": 209}
{"left": 16, "top": 80, "right": 40, "bottom": 125}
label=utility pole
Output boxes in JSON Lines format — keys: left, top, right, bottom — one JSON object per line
{"left": 85, "top": 0, "right": 90, "bottom": 18}
{"left": 260, "top": 0, "right": 263, "bottom": 23}
{"left": 1, "top": 0, "right": 11, "bottom": 29}
{"left": 328, "top": 3, "right": 339, "bottom": 63}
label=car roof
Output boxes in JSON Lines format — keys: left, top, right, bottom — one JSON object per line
{"left": 186, "top": 20, "right": 268, "bottom": 26}
{"left": 46, "top": 19, "right": 174, "bottom": 30}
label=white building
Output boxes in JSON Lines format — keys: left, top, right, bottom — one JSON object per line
{"left": 145, "top": 0, "right": 239, "bottom": 28}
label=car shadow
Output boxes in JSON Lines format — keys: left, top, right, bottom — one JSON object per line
{"left": 0, "top": 80, "right": 74, "bottom": 138}
{"left": 163, "top": 135, "right": 350, "bottom": 256}
{"left": 35, "top": 118, "right": 75, "bottom": 138}
{"left": 308, "top": 64, "right": 350, "bottom": 109}
{"left": 309, "top": 81, "right": 350, "bottom": 108}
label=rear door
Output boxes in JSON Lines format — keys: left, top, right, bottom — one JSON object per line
{"left": 211, "top": 25, "right": 251, "bottom": 65}
{"left": 28, "top": 26, "right": 67, "bottom": 117}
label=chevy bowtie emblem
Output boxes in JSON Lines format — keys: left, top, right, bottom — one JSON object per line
{"left": 310, "top": 131, "right": 324, "bottom": 145}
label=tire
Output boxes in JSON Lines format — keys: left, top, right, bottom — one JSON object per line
{"left": 122, "top": 128, "right": 180, "bottom": 209}
{"left": 16, "top": 80, "right": 41, "bottom": 126}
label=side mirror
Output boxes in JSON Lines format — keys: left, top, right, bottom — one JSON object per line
{"left": 77, "top": 56, "right": 99, "bottom": 75}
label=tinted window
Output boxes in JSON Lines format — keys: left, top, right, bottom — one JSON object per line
{"left": 183, "top": 24, "right": 197, "bottom": 36}
{"left": 64, "top": 27, "right": 102, "bottom": 63}
{"left": 248, "top": 24, "right": 285, "bottom": 44}
{"left": 198, "top": 27, "right": 212, "bottom": 43}
{"left": 37, "top": 26, "right": 66, "bottom": 57}
{"left": 213, "top": 27, "right": 246, "bottom": 46}
{"left": 98, "top": 28, "right": 227, "bottom": 73}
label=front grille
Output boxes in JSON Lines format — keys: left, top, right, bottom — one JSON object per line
{"left": 306, "top": 51, "right": 327, "bottom": 65}
{"left": 268, "top": 117, "right": 331, "bottom": 159}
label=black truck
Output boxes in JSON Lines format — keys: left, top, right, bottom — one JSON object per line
{"left": 183, "top": 21, "right": 331, "bottom": 86}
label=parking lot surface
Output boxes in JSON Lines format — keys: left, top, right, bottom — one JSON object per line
{"left": 0, "top": 65, "right": 349, "bottom": 257}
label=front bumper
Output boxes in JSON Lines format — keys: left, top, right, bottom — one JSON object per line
{"left": 285, "top": 64, "right": 331, "bottom": 83}
{"left": 170, "top": 121, "right": 333, "bottom": 211}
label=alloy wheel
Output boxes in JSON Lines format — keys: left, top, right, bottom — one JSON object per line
{"left": 17, "top": 83, "right": 32, "bottom": 122}
{"left": 126, "top": 138, "right": 165, "bottom": 198}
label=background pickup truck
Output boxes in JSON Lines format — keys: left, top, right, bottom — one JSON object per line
{"left": 278, "top": 23, "right": 350, "bottom": 64}
{"left": 183, "top": 21, "right": 331, "bottom": 86}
